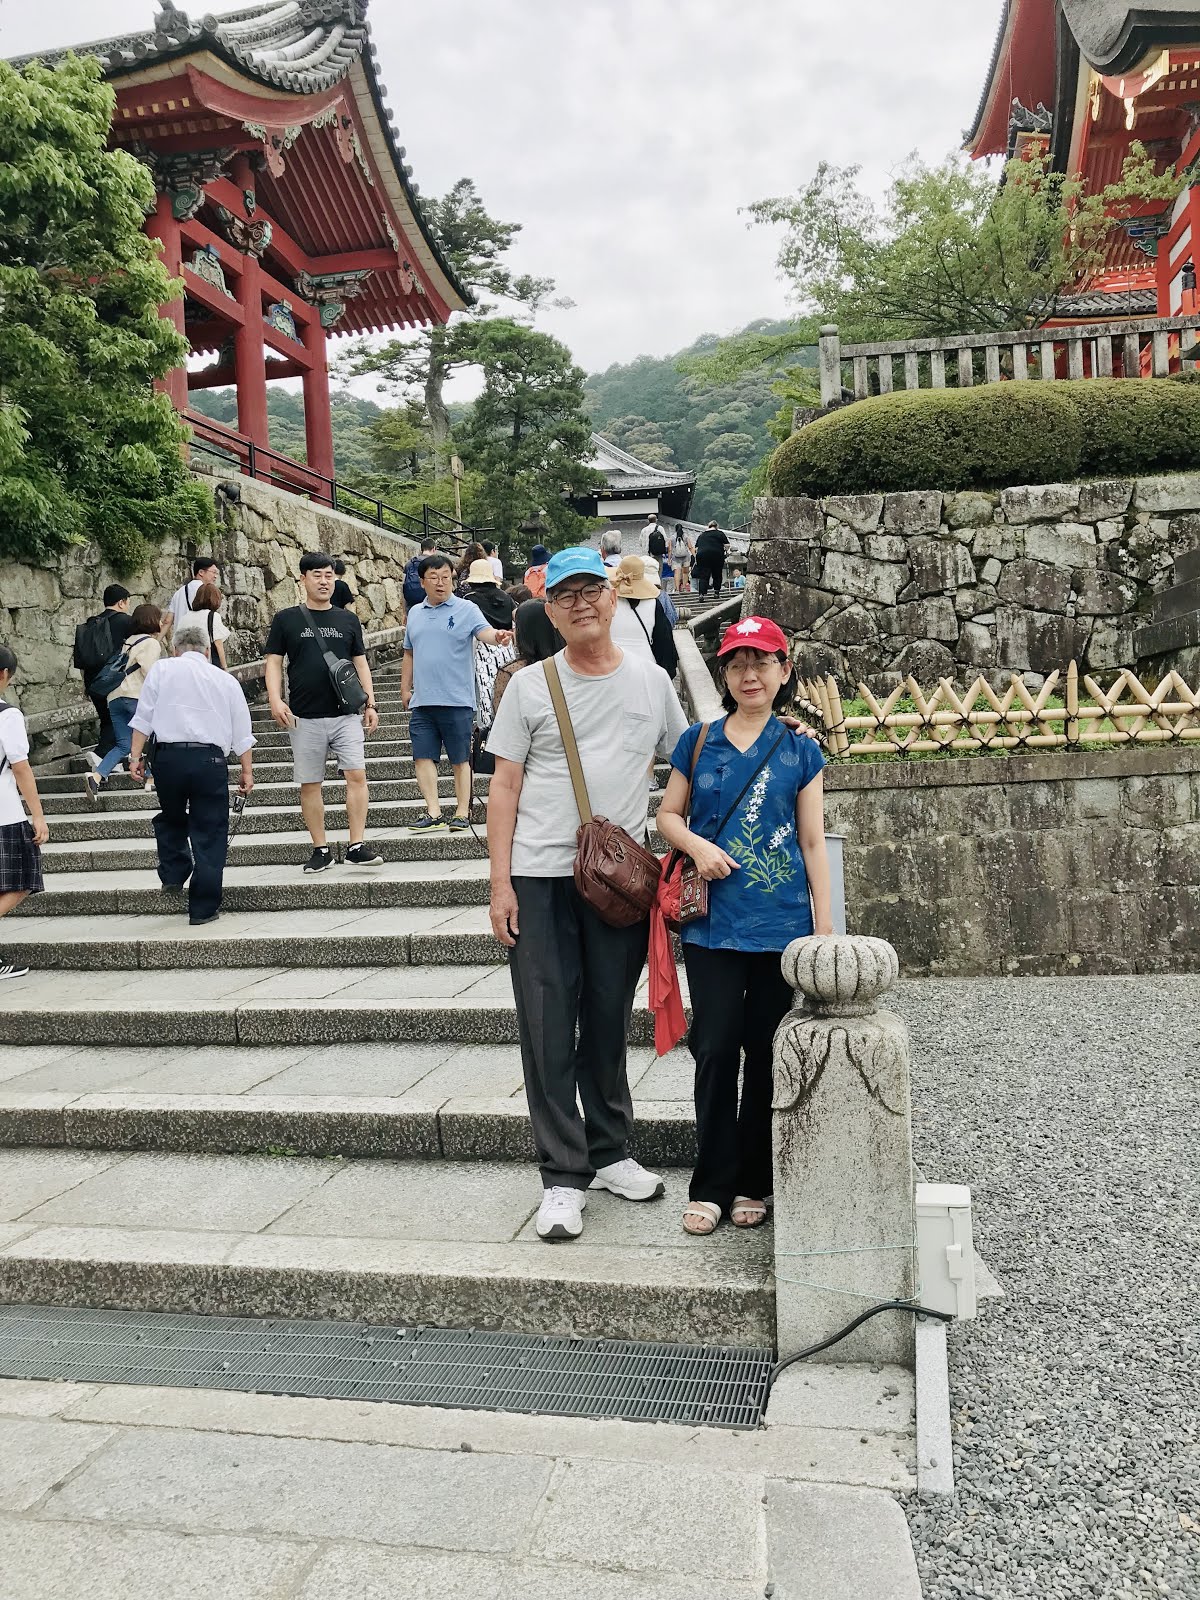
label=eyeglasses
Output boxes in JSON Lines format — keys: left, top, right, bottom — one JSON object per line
{"left": 549, "top": 582, "right": 606, "bottom": 609}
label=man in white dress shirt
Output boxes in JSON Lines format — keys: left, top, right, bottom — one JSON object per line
{"left": 128, "top": 621, "right": 255, "bottom": 926}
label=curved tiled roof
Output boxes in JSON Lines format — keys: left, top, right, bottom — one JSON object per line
{"left": 964, "top": 0, "right": 1014, "bottom": 148}
{"left": 1060, "top": 0, "right": 1200, "bottom": 75}
{"left": 9, "top": 2, "right": 468, "bottom": 308}
{"left": 589, "top": 432, "right": 696, "bottom": 492}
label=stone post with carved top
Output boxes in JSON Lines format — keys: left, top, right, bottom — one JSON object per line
{"left": 772, "top": 933, "right": 916, "bottom": 1365}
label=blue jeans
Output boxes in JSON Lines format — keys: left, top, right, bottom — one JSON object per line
{"left": 96, "top": 697, "right": 137, "bottom": 779}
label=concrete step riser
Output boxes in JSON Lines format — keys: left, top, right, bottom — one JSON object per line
{"left": 0, "top": 1251, "right": 768, "bottom": 1347}
{"left": 42, "top": 777, "right": 479, "bottom": 813}
{"left": 40, "top": 800, "right": 485, "bottom": 842}
{"left": 14, "top": 880, "right": 493, "bottom": 916}
{"left": 0, "top": 1004, "right": 661, "bottom": 1049}
{"left": 0, "top": 1101, "right": 696, "bottom": 1170}
{"left": 40, "top": 834, "right": 503, "bottom": 872}
{"left": 47, "top": 758, "right": 457, "bottom": 789}
{"left": 0, "top": 931, "right": 507, "bottom": 971}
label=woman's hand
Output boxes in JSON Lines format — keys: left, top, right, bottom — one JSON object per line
{"left": 689, "top": 839, "right": 740, "bottom": 881}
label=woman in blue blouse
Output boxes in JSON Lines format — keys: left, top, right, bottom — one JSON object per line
{"left": 657, "top": 617, "right": 833, "bottom": 1235}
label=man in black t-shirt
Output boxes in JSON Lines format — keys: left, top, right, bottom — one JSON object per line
{"left": 264, "top": 552, "right": 381, "bottom": 873}
{"left": 694, "top": 521, "right": 730, "bottom": 600}
{"left": 74, "top": 584, "right": 135, "bottom": 765}
{"left": 331, "top": 559, "right": 355, "bottom": 609}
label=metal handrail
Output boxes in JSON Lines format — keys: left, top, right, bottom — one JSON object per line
{"left": 184, "top": 410, "right": 490, "bottom": 554}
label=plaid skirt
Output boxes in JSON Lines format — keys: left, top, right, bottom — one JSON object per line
{"left": 0, "top": 820, "right": 44, "bottom": 895}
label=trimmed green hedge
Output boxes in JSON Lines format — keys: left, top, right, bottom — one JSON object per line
{"left": 768, "top": 377, "right": 1200, "bottom": 497}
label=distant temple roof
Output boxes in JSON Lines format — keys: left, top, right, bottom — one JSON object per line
{"left": 587, "top": 433, "right": 696, "bottom": 493}
{"left": 8, "top": 1, "right": 468, "bottom": 320}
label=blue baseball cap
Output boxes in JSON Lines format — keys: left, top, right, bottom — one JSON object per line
{"left": 544, "top": 546, "right": 610, "bottom": 592}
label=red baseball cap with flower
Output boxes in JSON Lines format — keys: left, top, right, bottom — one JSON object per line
{"left": 716, "top": 616, "right": 789, "bottom": 658}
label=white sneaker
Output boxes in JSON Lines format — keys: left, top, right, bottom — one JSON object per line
{"left": 590, "top": 1158, "right": 665, "bottom": 1202}
{"left": 535, "top": 1185, "right": 586, "bottom": 1241}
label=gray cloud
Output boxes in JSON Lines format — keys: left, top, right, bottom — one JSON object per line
{"left": 1, "top": 0, "right": 1002, "bottom": 374}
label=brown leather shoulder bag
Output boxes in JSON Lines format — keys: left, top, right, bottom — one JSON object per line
{"left": 543, "top": 657, "right": 662, "bottom": 928}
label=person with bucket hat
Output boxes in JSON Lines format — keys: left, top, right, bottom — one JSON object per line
{"left": 462, "top": 558, "right": 518, "bottom": 772}
{"left": 610, "top": 555, "right": 678, "bottom": 676}
{"left": 486, "top": 547, "right": 689, "bottom": 1243}
{"left": 655, "top": 616, "right": 833, "bottom": 1237}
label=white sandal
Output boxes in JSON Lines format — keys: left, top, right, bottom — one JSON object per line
{"left": 730, "top": 1196, "right": 768, "bottom": 1228}
{"left": 682, "top": 1201, "right": 721, "bottom": 1236}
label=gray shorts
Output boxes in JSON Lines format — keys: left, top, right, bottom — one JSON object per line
{"left": 289, "top": 716, "right": 366, "bottom": 784}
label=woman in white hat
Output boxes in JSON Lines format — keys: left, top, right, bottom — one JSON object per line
{"left": 610, "top": 555, "right": 678, "bottom": 676}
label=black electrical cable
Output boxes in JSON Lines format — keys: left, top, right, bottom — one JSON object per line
{"left": 769, "top": 1300, "right": 954, "bottom": 1388}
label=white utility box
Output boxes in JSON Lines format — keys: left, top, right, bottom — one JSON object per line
{"left": 915, "top": 1182, "right": 977, "bottom": 1321}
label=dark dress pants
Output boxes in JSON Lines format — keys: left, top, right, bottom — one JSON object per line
{"left": 89, "top": 691, "right": 117, "bottom": 760}
{"left": 682, "top": 944, "right": 793, "bottom": 1211}
{"left": 696, "top": 560, "right": 724, "bottom": 599}
{"left": 151, "top": 743, "right": 229, "bottom": 921}
{"left": 508, "top": 876, "right": 650, "bottom": 1189}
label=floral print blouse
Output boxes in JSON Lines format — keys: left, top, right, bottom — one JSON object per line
{"left": 669, "top": 716, "right": 825, "bottom": 954}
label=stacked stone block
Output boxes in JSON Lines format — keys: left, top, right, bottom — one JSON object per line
{"left": 746, "top": 474, "right": 1200, "bottom": 688}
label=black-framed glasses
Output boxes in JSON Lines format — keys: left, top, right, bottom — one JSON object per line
{"left": 549, "top": 582, "right": 606, "bottom": 609}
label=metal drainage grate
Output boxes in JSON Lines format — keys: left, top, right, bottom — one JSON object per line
{"left": 0, "top": 1305, "right": 772, "bottom": 1430}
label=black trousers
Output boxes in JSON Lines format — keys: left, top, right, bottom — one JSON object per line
{"left": 151, "top": 743, "right": 229, "bottom": 921}
{"left": 682, "top": 944, "right": 793, "bottom": 1211}
{"left": 509, "top": 876, "right": 650, "bottom": 1188}
{"left": 695, "top": 560, "right": 724, "bottom": 599}
{"left": 89, "top": 691, "right": 117, "bottom": 760}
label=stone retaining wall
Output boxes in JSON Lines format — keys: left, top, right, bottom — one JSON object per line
{"left": 826, "top": 746, "right": 1200, "bottom": 975}
{"left": 2, "top": 467, "right": 419, "bottom": 717}
{"left": 746, "top": 474, "right": 1200, "bottom": 687}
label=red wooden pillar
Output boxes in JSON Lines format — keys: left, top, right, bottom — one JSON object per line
{"left": 231, "top": 156, "right": 269, "bottom": 463}
{"left": 147, "top": 193, "right": 188, "bottom": 413}
{"left": 302, "top": 311, "right": 335, "bottom": 483}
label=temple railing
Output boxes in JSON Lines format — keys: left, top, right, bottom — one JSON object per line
{"left": 814, "top": 315, "right": 1200, "bottom": 410}
{"left": 184, "top": 410, "right": 487, "bottom": 553}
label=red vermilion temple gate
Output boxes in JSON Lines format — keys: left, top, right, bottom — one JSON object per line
{"left": 13, "top": 2, "right": 468, "bottom": 493}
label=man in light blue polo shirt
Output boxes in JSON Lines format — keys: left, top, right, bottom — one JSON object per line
{"left": 400, "top": 552, "right": 513, "bottom": 831}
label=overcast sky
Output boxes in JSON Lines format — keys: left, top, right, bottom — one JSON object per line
{"left": 1, "top": 0, "right": 1002, "bottom": 379}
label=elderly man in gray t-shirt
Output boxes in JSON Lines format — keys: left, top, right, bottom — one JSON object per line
{"left": 487, "top": 547, "right": 688, "bottom": 1243}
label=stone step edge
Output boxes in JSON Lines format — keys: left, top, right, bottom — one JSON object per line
{"left": 13, "top": 880, "right": 493, "bottom": 916}
{"left": 0, "top": 929, "right": 509, "bottom": 970}
{"left": 0, "top": 1231, "right": 772, "bottom": 1346}
{"left": 0, "top": 1002, "right": 670, "bottom": 1048}
{"left": 0, "top": 1093, "right": 696, "bottom": 1167}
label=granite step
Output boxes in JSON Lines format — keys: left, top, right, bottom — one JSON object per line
{"left": 0, "top": 906, "right": 505, "bottom": 971}
{"left": 0, "top": 1150, "right": 765, "bottom": 1344}
{"left": 11, "top": 860, "right": 493, "bottom": 917}
{"left": 41, "top": 776, "right": 483, "bottom": 815}
{"left": 0, "top": 963, "right": 681, "bottom": 1047}
{"left": 0, "top": 1038, "right": 696, "bottom": 1166}
{"left": 35, "top": 828, "right": 501, "bottom": 874}
{"left": 37, "top": 797, "right": 486, "bottom": 844}
{"left": 52, "top": 756, "right": 473, "bottom": 787}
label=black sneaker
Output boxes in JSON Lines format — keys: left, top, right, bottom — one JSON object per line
{"left": 303, "top": 846, "right": 335, "bottom": 873}
{"left": 345, "top": 842, "right": 384, "bottom": 868}
{"left": 446, "top": 814, "right": 471, "bottom": 832}
{"left": 0, "top": 963, "right": 30, "bottom": 981}
{"left": 408, "top": 813, "right": 446, "bottom": 833}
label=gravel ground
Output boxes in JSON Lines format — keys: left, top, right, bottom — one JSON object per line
{"left": 895, "top": 975, "right": 1200, "bottom": 1600}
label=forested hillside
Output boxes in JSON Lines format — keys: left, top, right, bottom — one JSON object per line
{"left": 189, "top": 314, "right": 814, "bottom": 530}
{"left": 583, "top": 319, "right": 814, "bottom": 526}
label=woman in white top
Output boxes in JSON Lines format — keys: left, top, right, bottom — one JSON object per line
{"left": 86, "top": 603, "right": 165, "bottom": 797}
{"left": 190, "top": 582, "right": 231, "bottom": 671}
{"left": 0, "top": 642, "right": 50, "bottom": 978}
{"left": 609, "top": 555, "right": 679, "bottom": 677}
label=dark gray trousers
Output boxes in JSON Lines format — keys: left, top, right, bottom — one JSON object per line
{"left": 509, "top": 876, "right": 650, "bottom": 1189}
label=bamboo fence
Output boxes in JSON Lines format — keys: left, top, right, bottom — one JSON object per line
{"left": 794, "top": 663, "right": 1200, "bottom": 758}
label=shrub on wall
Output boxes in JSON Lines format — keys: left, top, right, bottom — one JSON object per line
{"left": 768, "top": 377, "right": 1200, "bottom": 497}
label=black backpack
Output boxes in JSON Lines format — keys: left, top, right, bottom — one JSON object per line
{"left": 73, "top": 613, "right": 116, "bottom": 682}
{"left": 403, "top": 554, "right": 426, "bottom": 609}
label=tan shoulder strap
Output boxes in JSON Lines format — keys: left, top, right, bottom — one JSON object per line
{"left": 543, "top": 657, "right": 593, "bottom": 826}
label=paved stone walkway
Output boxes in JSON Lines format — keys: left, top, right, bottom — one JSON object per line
{"left": 0, "top": 1373, "right": 921, "bottom": 1599}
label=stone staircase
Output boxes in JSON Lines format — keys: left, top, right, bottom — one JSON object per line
{"left": 0, "top": 688, "right": 776, "bottom": 1351}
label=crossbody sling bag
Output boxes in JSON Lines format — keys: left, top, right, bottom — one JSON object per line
{"left": 661, "top": 722, "right": 787, "bottom": 930}
{"left": 299, "top": 605, "right": 368, "bottom": 715}
{"left": 542, "top": 657, "right": 662, "bottom": 928}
